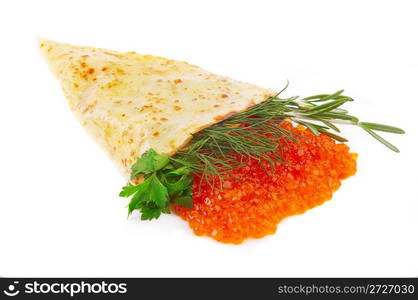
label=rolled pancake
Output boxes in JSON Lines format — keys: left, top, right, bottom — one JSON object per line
{"left": 39, "top": 39, "right": 275, "bottom": 178}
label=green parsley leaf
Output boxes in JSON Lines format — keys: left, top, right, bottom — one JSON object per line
{"left": 163, "top": 163, "right": 175, "bottom": 170}
{"left": 120, "top": 149, "right": 194, "bottom": 221}
{"left": 164, "top": 174, "right": 193, "bottom": 197}
{"left": 119, "top": 184, "right": 141, "bottom": 197}
{"left": 130, "top": 149, "right": 169, "bottom": 179}
{"left": 141, "top": 173, "right": 169, "bottom": 208}
{"left": 128, "top": 191, "right": 143, "bottom": 214}
{"left": 140, "top": 205, "right": 163, "bottom": 220}
{"left": 122, "top": 173, "right": 169, "bottom": 215}
{"left": 166, "top": 166, "right": 191, "bottom": 176}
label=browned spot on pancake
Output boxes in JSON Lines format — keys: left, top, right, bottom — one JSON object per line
{"left": 116, "top": 68, "right": 126, "bottom": 75}
{"left": 138, "top": 104, "right": 153, "bottom": 112}
{"left": 121, "top": 158, "right": 127, "bottom": 167}
{"left": 174, "top": 79, "right": 182, "bottom": 84}
{"left": 174, "top": 105, "right": 182, "bottom": 111}
{"left": 82, "top": 101, "right": 98, "bottom": 114}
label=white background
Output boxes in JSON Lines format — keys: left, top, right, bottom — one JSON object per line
{"left": 0, "top": 0, "right": 417, "bottom": 277}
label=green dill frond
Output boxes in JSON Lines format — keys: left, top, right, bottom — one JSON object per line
{"left": 171, "top": 87, "right": 404, "bottom": 186}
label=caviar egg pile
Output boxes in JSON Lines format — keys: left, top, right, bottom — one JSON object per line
{"left": 172, "top": 123, "right": 357, "bottom": 244}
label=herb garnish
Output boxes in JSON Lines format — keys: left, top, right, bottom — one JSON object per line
{"left": 119, "top": 149, "right": 193, "bottom": 220}
{"left": 121, "top": 89, "right": 404, "bottom": 220}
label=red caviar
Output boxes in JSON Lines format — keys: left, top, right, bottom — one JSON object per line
{"left": 172, "top": 123, "right": 357, "bottom": 244}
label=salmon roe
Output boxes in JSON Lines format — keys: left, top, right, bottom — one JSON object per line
{"left": 172, "top": 123, "right": 357, "bottom": 244}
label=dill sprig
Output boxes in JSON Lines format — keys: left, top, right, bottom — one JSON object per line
{"left": 171, "top": 87, "right": 405, "bottom": 185}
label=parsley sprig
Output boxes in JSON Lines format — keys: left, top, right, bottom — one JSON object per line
{"left": 119, "top": 149, "right": 193, "bottom": 220}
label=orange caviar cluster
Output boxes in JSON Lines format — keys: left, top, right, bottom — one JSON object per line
{"left": 172, "top": 123, "right": 357, "bottom": 244}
